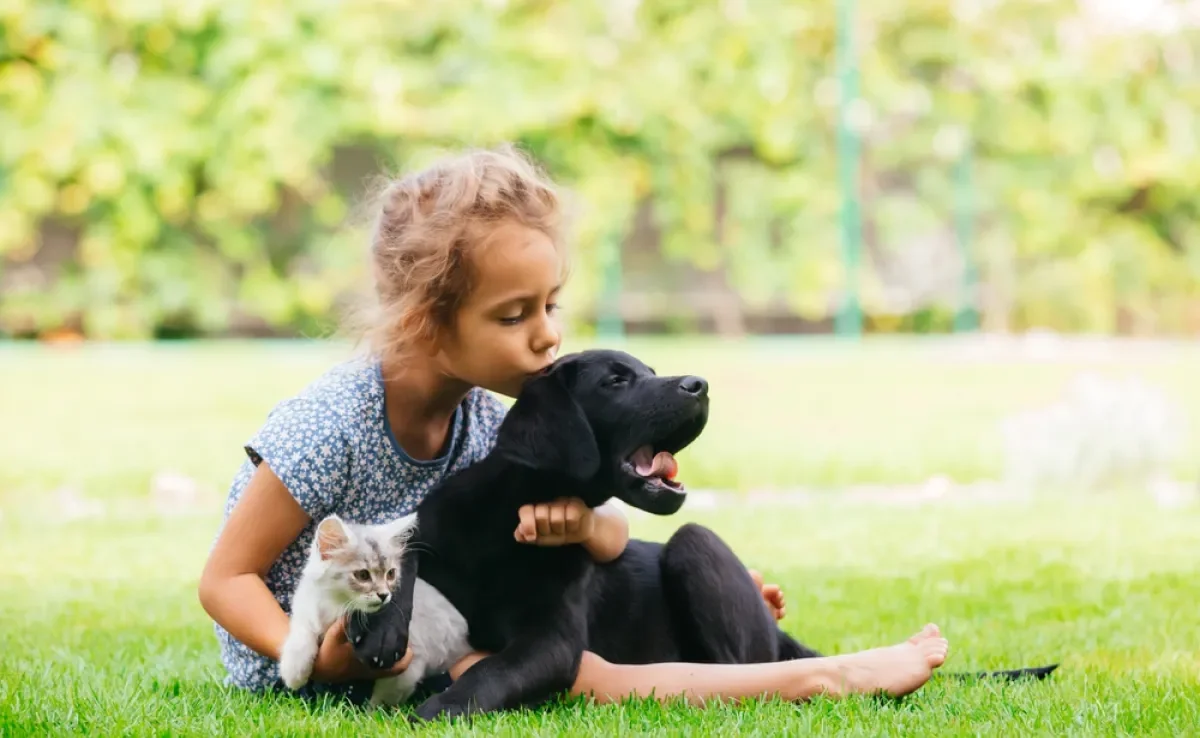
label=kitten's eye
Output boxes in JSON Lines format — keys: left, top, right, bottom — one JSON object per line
{"left": 353, "top": 569, "right": 371, "bottom": 582}
{"left": 386, "top": 568, "right": 397, "bottom": 580}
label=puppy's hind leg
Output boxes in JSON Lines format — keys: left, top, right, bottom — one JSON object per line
{"left": 660, "top": 522, "right": 821, "bottom": 664}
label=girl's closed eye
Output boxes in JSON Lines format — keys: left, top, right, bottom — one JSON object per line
{"left": 499, "top": 302, "right": 560, "bottom": 326}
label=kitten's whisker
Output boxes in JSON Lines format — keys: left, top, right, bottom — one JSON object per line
{"left": 404, "top": 542, "right": 435, "bottom": 558}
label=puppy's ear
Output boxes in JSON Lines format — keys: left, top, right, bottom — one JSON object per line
{"left": 495, "top": 369, "right": 600, "bottom": 481}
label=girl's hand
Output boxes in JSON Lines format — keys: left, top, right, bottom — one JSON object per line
{"left": 309, "top": 618, "right": 414, "bottom": 683}
{"left": 514, "top": 497, "right": 595, "bottom": 546}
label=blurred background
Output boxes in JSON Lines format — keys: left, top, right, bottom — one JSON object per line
{"left": 3, "top": 0, "right": 1200, "bottom": 509}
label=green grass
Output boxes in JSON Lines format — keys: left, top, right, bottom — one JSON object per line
{"left": 2, "top": 337, "right": 1199, "bottom": 734}
{"left": 3, "top": 498, "right": 1199, "bottom": 735}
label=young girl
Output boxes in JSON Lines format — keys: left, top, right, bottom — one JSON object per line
{"left": 198, "top": 145, "right": 949, "bottom": 708}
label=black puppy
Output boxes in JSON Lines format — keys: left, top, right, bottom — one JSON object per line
{"left": 349, "top": 349, "right": 1056, "bottom": 721}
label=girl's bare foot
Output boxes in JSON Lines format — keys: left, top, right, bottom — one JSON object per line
{"left": 817, "top": 624, "right": 949, "bottom": 698}
{"left": 747, "top": 569, "right": 786, "bottom": 621}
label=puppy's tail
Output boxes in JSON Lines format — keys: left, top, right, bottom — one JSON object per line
{"left": 939, "top": 663, "right": 1060, "bottom": 682}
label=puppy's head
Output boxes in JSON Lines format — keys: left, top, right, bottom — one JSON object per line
{"left": 494, "top": 349, "right": 708, "bottom": 515}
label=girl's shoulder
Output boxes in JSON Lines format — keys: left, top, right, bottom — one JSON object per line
{"left": 463, "top": 385, "right": 509, "bottom": 425}
{"left": 291, "top": 355, "right": 383, "bottom": 417}
{"left": 254, "top": 356, "right": 384, "bottom": 438}
{"left": 239, "top": 356, "right": 386, "bottom": 519}
{"left": 457, "top": 386, "right": 509, "bottom": 459}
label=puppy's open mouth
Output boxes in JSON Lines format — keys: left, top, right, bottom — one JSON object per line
{"left": 621, "top": 446, "right": 684, "bottom": 492}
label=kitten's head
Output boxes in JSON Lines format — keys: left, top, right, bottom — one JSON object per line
{"left": 311, "top": 514, "right": 416, "bottom": 613}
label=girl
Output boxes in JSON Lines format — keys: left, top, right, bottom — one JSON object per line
{"left": 198, "top": 145, "right": 949, "bottom": 708}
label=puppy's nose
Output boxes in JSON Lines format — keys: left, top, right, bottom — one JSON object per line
{"left": 679, "top": 376, "right": 708, "bottom": 396}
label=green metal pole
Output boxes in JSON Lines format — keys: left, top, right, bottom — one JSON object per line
{"left": 835, "top": 0, "right": 863, "bottom": 338}
{"left": 953, "top": 140, "right": 978, "bottom": 332}
{"left": 596, "top": 232, "right": 624, "bottom": 340}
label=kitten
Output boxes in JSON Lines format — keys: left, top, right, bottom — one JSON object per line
{"left": 278, "top": 513, "right": 472, "bottom": 707}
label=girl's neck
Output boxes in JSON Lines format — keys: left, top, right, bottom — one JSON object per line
{"left": 380, "top": 354, "right": 473, "bottom": 461}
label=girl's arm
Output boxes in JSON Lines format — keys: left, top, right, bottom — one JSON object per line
{"left": 581, "top": 502, "right": 629, "bottom": 563}
{"left": 198, "top": 462, "right": 411, "bottom": 682}
{"left": 514, "top": 499, "right": 629, "bottom": 563}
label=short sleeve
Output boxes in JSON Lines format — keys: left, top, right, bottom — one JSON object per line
{"left": 243, "top": 398, "right": 349, "bottom": 521}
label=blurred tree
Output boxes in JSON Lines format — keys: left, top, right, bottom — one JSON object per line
{"left": 1, "top": 0, "right": 1197, "bottom": 339}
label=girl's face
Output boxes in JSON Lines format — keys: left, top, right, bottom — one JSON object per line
{"left": 435, "top": 220, "right": 564, "bottom": 398}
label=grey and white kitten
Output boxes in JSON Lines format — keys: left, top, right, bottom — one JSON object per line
{"left": 278, "top": 513, "right": 472, "bottom": 706}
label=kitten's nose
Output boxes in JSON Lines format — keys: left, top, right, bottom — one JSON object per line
{"left": 376, "top": 592, "right": 390, "bottom": 604}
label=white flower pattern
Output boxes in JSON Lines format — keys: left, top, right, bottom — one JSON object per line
{"left": 210, "top": 356, "right": 507, "bottom": 697}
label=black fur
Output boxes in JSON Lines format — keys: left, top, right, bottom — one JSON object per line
{"left": 347, "top": 349, "right": 1057, "bottom": 722}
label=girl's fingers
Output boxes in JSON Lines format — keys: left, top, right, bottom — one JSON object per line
{"left": 379, "top": 646, "right": 415, "bottom": 676}
{"left": 515, "top": 505, "right": 536, "bottom": 542}
{"left": 564, "top": 501, "right": 584, "bottom": 534}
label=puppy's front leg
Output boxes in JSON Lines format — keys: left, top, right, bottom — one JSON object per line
{"left": 347, "top": 552, "right": 418, "bottom": 669}
{"left": 412, "top": 629, "right": 584, "bottom": 722}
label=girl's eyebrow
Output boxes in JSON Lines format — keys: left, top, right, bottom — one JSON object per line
{"left": 486, "top": 286, "right": 561, "bottom": 311}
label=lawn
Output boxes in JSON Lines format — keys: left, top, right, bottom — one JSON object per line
{"left": 3, "top": 335, "right": 1199, "bottom": 502}
{"left": 2, "top": 337, "right": 1199, "bottom": 735}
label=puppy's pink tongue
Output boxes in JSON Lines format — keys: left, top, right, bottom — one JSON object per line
{"left": 653, "top": 451, "right": 678, "bottom": 480}
{"left": 632, "top": 448, "right": 678, "bottom": 479}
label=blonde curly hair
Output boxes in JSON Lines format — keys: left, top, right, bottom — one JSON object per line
{"left": 350, "top": 144, "right": 568, "bottom": 366}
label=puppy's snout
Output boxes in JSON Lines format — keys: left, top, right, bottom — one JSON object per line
{"left": 679, "top": 376, "right": 707, "bottom": 397}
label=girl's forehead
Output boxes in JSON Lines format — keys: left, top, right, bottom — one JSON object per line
{"left": 471, "top": 227, "right": 562, "bottom": 295}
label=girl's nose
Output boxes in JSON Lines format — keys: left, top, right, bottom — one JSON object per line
{"left": 531, "top": 315, "right": 560, "bottom": 356}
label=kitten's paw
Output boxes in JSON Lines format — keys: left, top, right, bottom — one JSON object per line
{"left": 279, "top": 637, "right": 318, "bottom": 690}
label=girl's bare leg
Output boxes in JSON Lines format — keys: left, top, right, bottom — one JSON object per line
{"left": 448, "top": 624, "right": 949, "bottom": 706}
{"left": 571, "top": 624, "right": 948, "bottom": 705}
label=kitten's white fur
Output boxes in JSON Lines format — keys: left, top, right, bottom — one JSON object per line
{"left": 278, "top": 513, "right": 472, "bottom": 706}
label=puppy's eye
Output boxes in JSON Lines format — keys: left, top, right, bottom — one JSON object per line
{"left": 605, "top": 375, "right": 628, "bottom": 388}
{"left": 386, "top": 568, "right": 397, "bottom": 580}
{"left": 354, "top": 569, "right": 371, "bottom": 582}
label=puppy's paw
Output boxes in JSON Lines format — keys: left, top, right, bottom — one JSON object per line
{"left": 414, "top": 694, "right": 476, "bottom": 724}
{"left": 345, "top": 602, "right": 410, "bottom": 671}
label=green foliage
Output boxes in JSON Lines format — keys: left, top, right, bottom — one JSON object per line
{"left": 2, "top": 0, "right": 1199, "bottom": 338}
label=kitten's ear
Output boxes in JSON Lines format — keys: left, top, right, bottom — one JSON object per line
{"left": 316, "top": 515, "right": 352, "bottom": 560}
